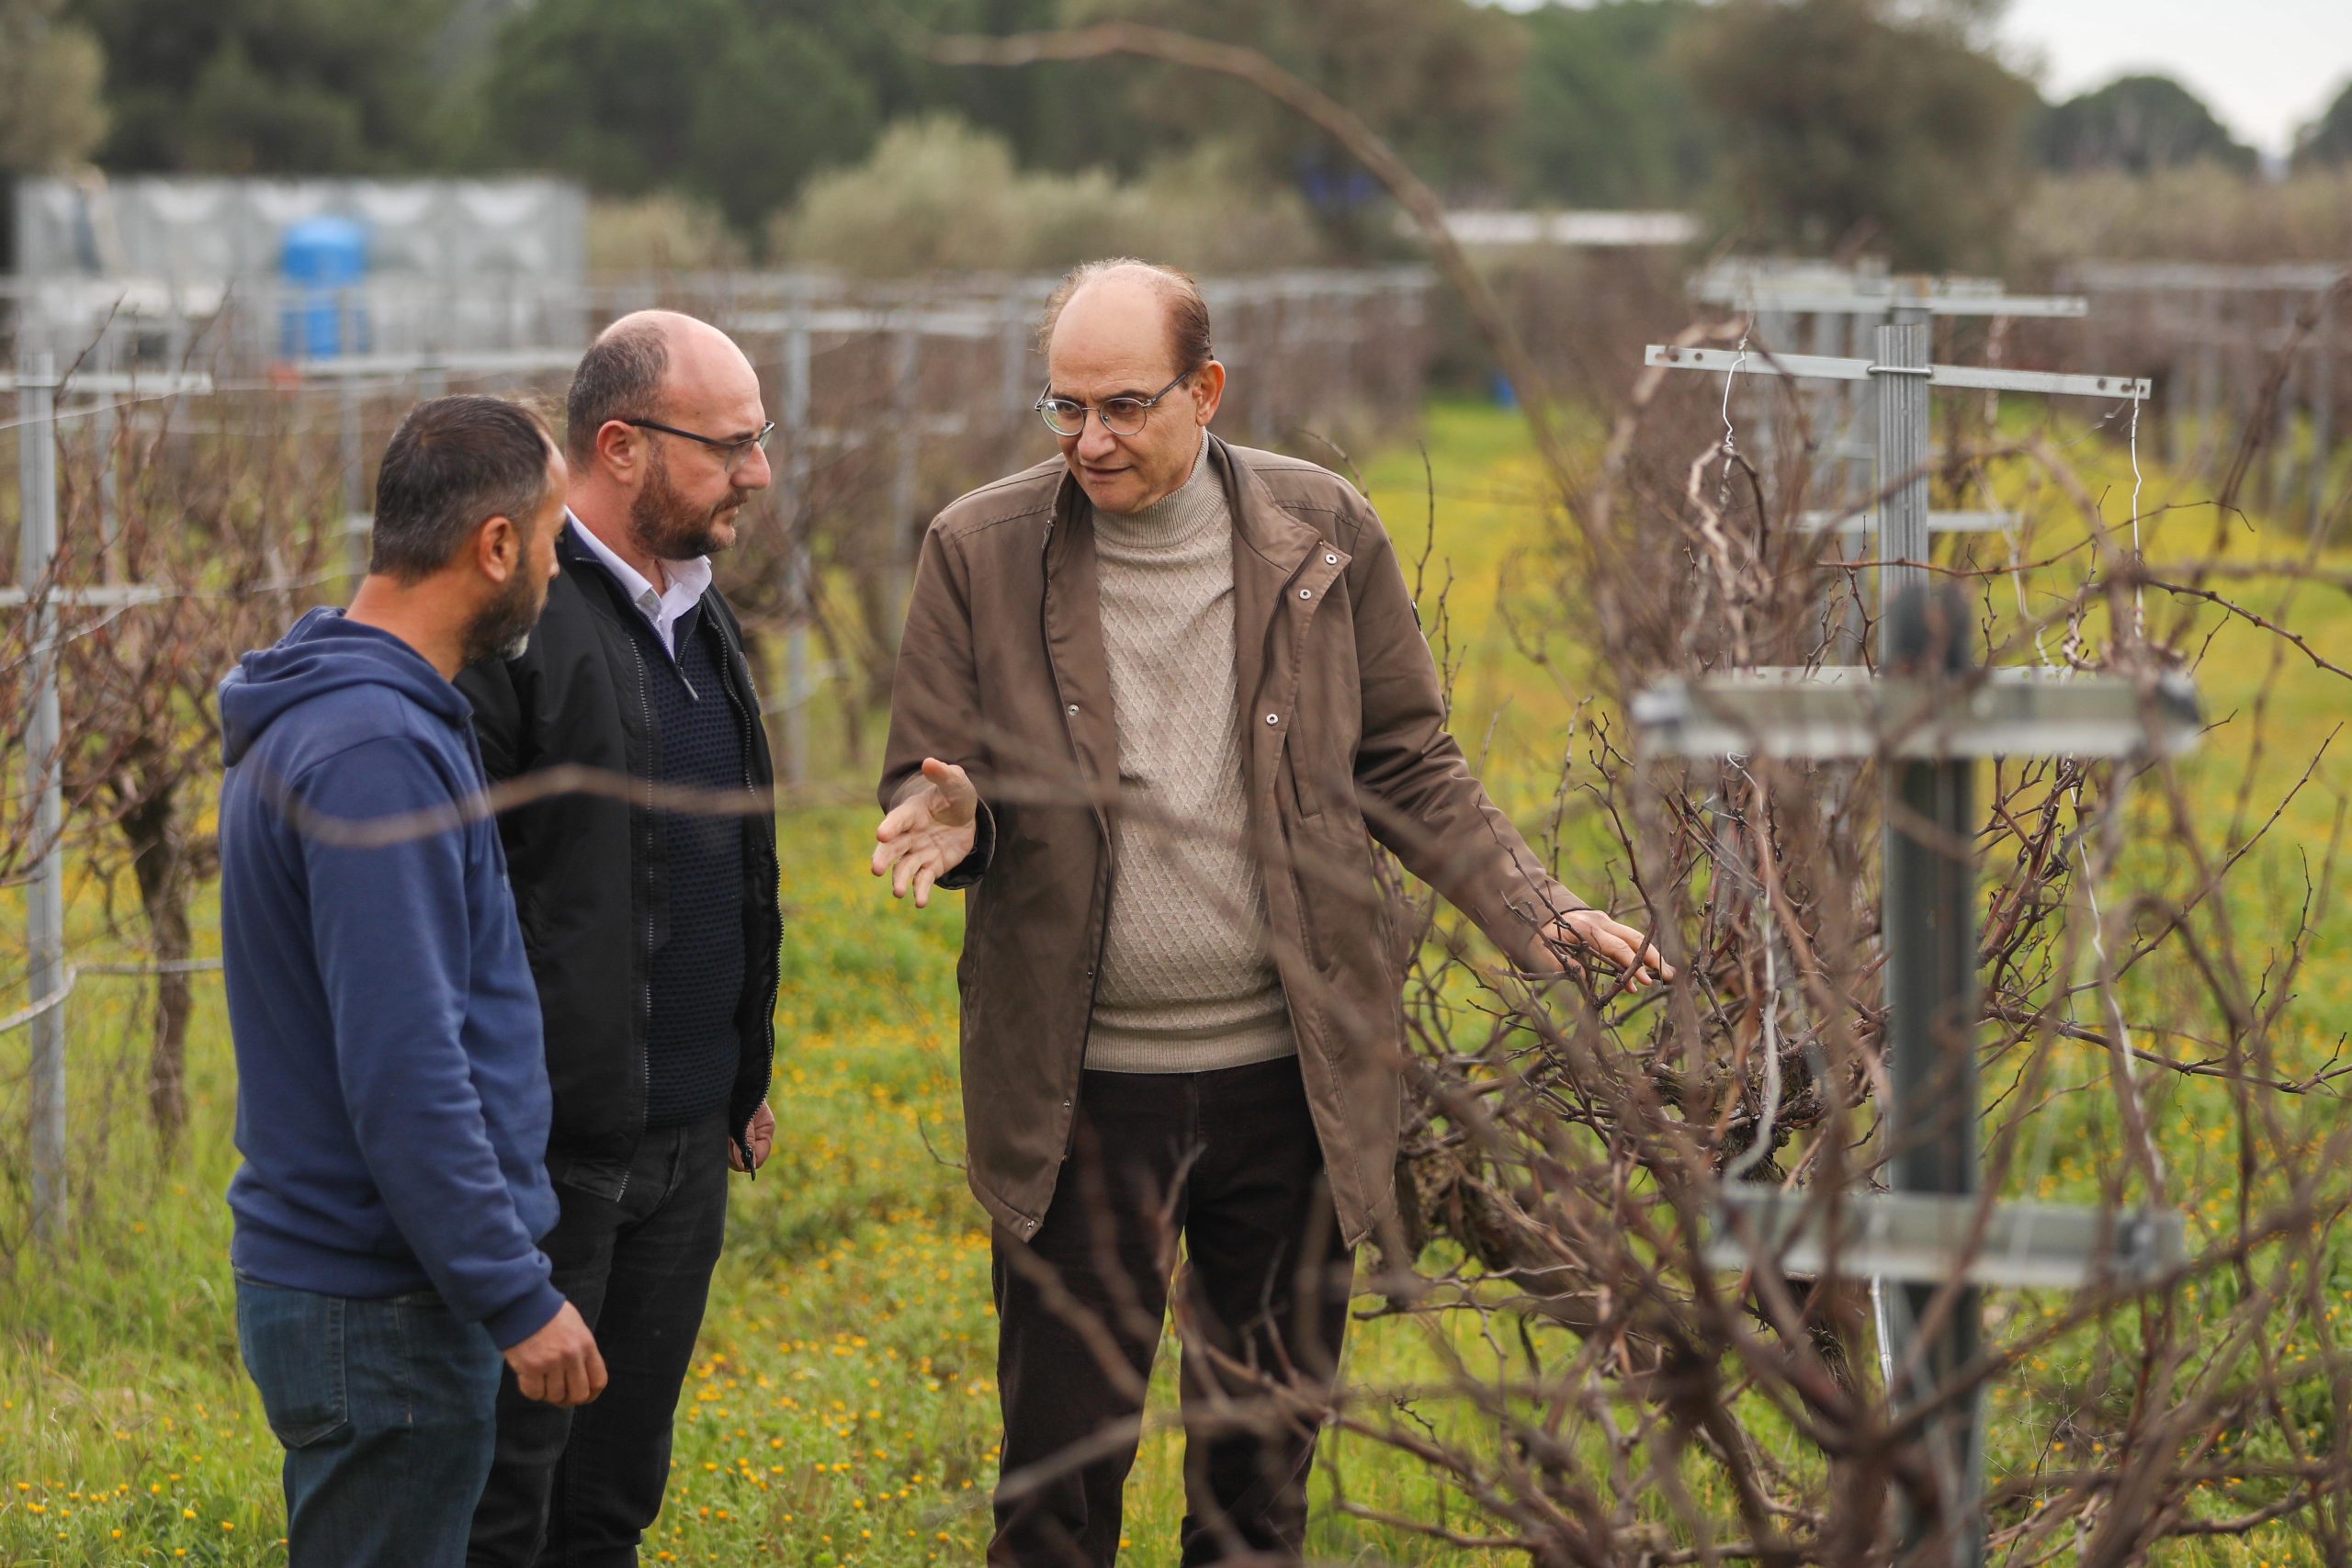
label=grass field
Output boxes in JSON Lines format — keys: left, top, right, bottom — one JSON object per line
{"left": 2, "top": 400, "right": 2347, "bottom": 1564}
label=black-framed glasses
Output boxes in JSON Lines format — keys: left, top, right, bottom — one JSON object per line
{"left": 1035, "top": 369, "right": 1194, "bottom": 439}
{"left": 623, "top": 417, "right": 776, "bottom": 473}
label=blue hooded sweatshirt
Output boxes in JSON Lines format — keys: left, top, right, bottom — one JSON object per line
{"left": 219, "top": 607, "right": 562, "bottom": 1349}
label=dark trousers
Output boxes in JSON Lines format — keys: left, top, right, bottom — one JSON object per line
{"left": 989, "top": 1056, "right": 1355, "bottom": 1567}
{"left": 237, "top": 1276, "right": 504, "bottom": 1568}
{"left": 469, "top": 1113, "right": 730, "bottom": 1567}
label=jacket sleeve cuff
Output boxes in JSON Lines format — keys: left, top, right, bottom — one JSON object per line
{"left": 1478, "top": 878, "right": 1577, "bottom": 975}
{"left": 936, "top": 799, "right": 996, "bottom": 890}
{"left": 481, "top": 1280, "right": 568, "bottom": 1352}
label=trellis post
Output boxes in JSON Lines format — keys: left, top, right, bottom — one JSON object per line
{"left": 1639, "top": 309, "right": 2183, "bottom": 1567}
{"left": 16, "top": 350, "right": 69, "bottom": 1246}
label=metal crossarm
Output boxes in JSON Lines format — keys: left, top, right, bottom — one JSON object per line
{"left": 1692, "top": 284, "right": 2089, "bottom": 319}
{"left": 0, "top": 585, "right": 175, "bottom": 609}
{"left": 1631, "top": 666, "right": 2204, "bottom": 761}
{"left": 291, "top": 347, "right": 583, "bottom": 380}
{"left": 1645, "top": 344, "right": 2150, "bottom": 401}
{"left": 1802, "top": 510, "right": 2018, "bottom": 535}
{"left": 1706, "top": 1190, "right": 2188, "bottom": 1291}
{"left": 2, "top": 371, "right": 216, "bottom": 396}
{"left": 730, "top": 306, "right": 1010, "bottom": 340}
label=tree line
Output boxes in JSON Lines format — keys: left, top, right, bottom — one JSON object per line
{"left": 5, "top": 0, "right": 2351, "bottom": 273}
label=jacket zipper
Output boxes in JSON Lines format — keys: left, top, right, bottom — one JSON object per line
{"left": 621, "top": 632, "right": 656, "bottom": 1201}
{"left": 1040, "top": 517, "right": 1115, "bottom": 1166}
{"left": 718, "top": 627, "right": 776, "bottom": 1180}
{"left": 1258, "top": 549, "right": 1335, "bottom": 1044}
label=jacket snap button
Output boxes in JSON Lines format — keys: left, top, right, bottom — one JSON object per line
{"left": 1061, "top": 1098, "right": 1072, "bottom": 1109}
{"left": 1066, "top": 704, "right": 1079, "bottom": 716}
{"left": 1264, "top": 713, "right": 1279, "bottom": 725}
{"left": 1298, "top": 588, "right": 1313, "bottom": 599}
{"left": 1325, "top": 553, "right": 1338, "bottom": 564}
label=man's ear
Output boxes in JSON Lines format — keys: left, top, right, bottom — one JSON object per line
{"left": 594, "top": 419, "right": 640, "bottom": 480}
{"left": 477, "top": 513, "right": 522, "bottom": 583}
{"left": 1191, "top": 361, "right": 1227, "bottom": 425}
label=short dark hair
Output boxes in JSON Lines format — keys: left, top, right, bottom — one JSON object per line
{"left": 566, "top": 321, "right": 670, "bottom": 461}
{"left": 370, "top": 396, "right": 556, "bottom": 582}
{"left": 1037, "top": 258, "right": 1214, "bottom": 374}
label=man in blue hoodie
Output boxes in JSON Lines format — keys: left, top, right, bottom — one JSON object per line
{"left": 220, "top": 394, "right": 605, "bottom": 1567}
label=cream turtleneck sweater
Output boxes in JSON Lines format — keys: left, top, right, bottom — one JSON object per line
{"left": 1084, "top": 438, "right": 1295, "bottom": 1074}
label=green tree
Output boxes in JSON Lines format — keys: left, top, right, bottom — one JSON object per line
{"left": 1516, "top": 0, "right": 1711, "bottom": 208}
{"left": 479, "top": 0, "right": 878, "bottom": 231}
{"left": 471, "top": 0, "right": 1150, "bottom": 234}
{"left": 2291, "top": 78, "right": 2352, "bottom": 171}
{"left": 2035, "top": 74, "right": 2258, "bottom": 175}
{"left": 1, "top": 0, "right": 107, "bottom": 172}
{"left": 774, "top": 114, "right": 1322, "bottom": 276}
{"left": 903, "top": 0, "right": 1161, "bottom": 178}
{"left": 1069, "top": 0, "right": 1529, "bottom": 241}
{"left": 1674, "top": 0, "right": 2039, "bottom": 270}
{"left": 73, "top": 0, "right": 462, "bottom": 172}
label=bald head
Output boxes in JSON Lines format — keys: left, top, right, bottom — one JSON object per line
{"left": 1039, "top": 258, "right": 1227, "bottom": 516}
{"left": 1038, "top": 259, "right": 1213, "bottom": 378}
{"left": 566, "top": 310, "right": 759, "bottom": 463}
{"left": 563, "top": 309, "right": 772, "bottom": 576}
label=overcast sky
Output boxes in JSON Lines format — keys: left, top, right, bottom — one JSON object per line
{"left": 2002, "top": 0, "right": 2351, "bottom": 158}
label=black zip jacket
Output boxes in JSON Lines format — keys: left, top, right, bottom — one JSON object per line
{"left": 458, "top": 525, "right": 781, "bottom": 1170}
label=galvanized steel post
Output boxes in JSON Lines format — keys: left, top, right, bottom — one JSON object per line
{"left": 781, "top": 291, "right": 814, "bottom": 788}
{"left": 888, "top": 325, "right": 920, "bottom": 636}
{"left": 17, "top": 350, "right": 70, "bottom": 1245}
{"left": 1882, "top": 581, "right": 1986, "bottom": 1568}
{"left": 1874, "top": 292, "right": 1935, "bottom": 642}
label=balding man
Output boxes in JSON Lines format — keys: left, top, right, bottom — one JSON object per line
{"left": 874, "top": 260, "right": 1665, "bottom": 1564}
{"left": 458, "top": 312, "right": 782, "bottom": 1565}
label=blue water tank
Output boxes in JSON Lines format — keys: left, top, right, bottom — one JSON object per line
{"left": 279, "top": 216, "right": 369, "bottom": 360}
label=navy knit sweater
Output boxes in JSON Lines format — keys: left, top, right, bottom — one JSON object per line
{"left": 641, "top": 607, "right": 751, "bottom": 1126}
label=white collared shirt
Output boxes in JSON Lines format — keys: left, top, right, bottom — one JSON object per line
{"left": 568, "top": 513, "right": 713, "bottom": 660}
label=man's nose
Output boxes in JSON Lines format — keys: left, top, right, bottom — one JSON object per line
{"left": 1075, "top": 413, "right": 1119, "bottom": 461}
{"left": 736, "top": 441, "right": 774, "bottom": 491}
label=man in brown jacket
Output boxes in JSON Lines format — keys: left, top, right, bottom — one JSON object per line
{"left": 873, "top": 258, "right": 1662, "bottom": 1566}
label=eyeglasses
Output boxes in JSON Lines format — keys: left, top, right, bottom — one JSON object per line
{"left": 623, "top": 417, "right": 776, "bottom": 474}
{"left": 1035, "top": 369, "right": 1195, "bottom": 439}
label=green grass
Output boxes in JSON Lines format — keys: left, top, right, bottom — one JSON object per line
{"left": 3, "top": 399, "right": 2347, "bottom": 1564}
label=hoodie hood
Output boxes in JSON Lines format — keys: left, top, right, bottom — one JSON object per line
{"left": 220, "top": 608, "right": 469, "bottom": 767}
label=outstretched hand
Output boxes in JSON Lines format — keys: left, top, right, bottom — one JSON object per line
{"left": 871, "top": 757, "right": 979, "bottom": 909}
{"left": 1537, "top": 907, "right": 1673, "bottom": 992}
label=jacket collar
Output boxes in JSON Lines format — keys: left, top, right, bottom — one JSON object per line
{"left": 558, "top": 515, "right": 743, "bottom": 660}
{"left": 1211, "top": 435, "right": 1325, "bottom": 584}
{"left": 567, "top": 513, "right": 712, "bottom": 625}
{"left": 1041, "top": 434, "right": 1322, "bottom": 581}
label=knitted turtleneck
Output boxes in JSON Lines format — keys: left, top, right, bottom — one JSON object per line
{"left": 1085, "top": 437, "right": 1295, "bottom": 1074}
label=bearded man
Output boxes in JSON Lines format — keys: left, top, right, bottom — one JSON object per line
{"left": 458, "top": 311, "right": 783, "bottom": 1567}
{"left": 221, "top": 395, "right": 601, "bottom": 1567}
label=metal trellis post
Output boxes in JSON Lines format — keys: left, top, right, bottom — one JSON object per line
{"left": 1881, "top": 585, "right": 1984, "bottom": 1568}
{"left": 341, "top": 374, "right": 368, "bottom": 585}
{"left": 888, "top": 325, "right": 920, "bottom": 635}
{"left": 17, "top": 352, "right": 70, "bottom": 1245}
{"left": 782, "top": 295, "right": 814, "bottom": 788}
{"left": 1640, "top": 307, "right": 2181, "bottom": 1568}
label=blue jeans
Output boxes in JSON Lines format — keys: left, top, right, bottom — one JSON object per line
{"left": 237, "top": 1275, "right": 505, "bottom": 1568}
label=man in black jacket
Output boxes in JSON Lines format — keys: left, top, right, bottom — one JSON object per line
{"left": 459, "top": 311, "right": 782, "bottom": 1567}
